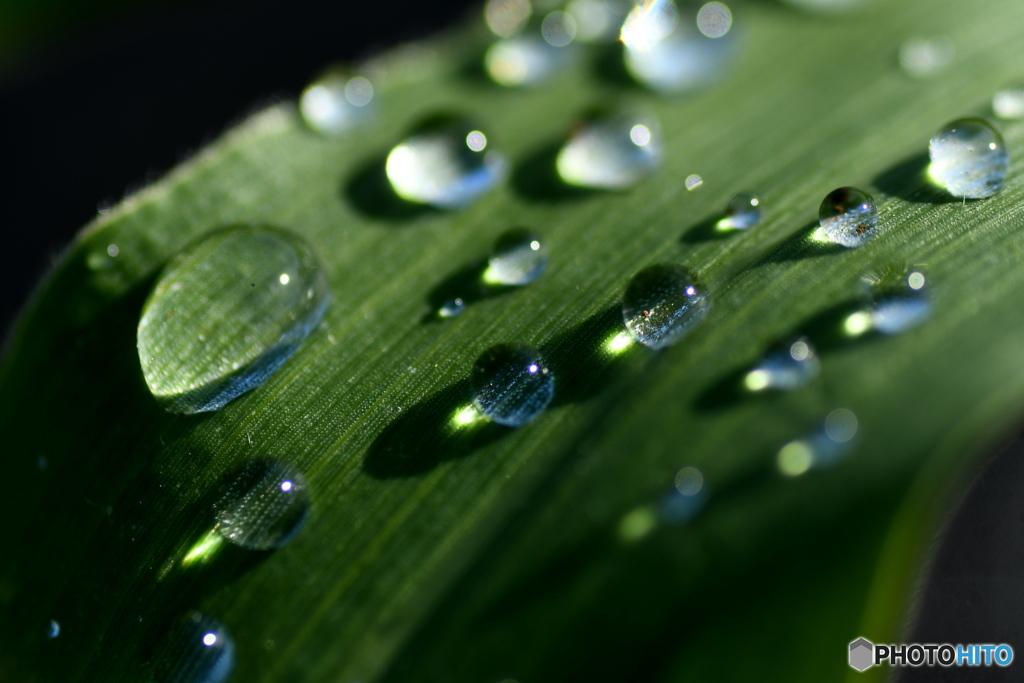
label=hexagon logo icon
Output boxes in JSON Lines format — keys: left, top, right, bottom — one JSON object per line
{"left": 849, "top": 637, "right": 874, "bottom": 671}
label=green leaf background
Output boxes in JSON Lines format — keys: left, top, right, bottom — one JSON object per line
{"left": 3, "top": 0, "right": 1024, "bottom": 680}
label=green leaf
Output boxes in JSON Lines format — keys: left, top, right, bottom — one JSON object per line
{"left": 3, "top": 0, "right": 1024, "bottom": 681}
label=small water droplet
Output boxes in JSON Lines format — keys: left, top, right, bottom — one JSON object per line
{"left": 622, "top": 263, "right": 710, "bottom": 349}
{"left": 719, "top": 192, "right": 762, "bottom": 230}
{"left": 47, "top": 620, "right": 60, "bottom": 639}
{"left": 137, "top": 226, "right": 330, "bottom": 414}
{"left": 542, "top": 10, "right": 577, "bottom": 46}
{"left": 439, "top": 297, "right": 466, "bottom": 318}
{"left": 484, "top": 228, "right": 549, "bottom": 286}
{"left": 106, "top": 244, "right": 119, "bottom": 257}
{"left": 928, "top": 118, "right": 1009, "bottom": 199}
{"left": 993, "top": 88, "right": 1024, "bottom": 120}
{"left": 744, "top": 337, "right": 820, "bottom": 392}
{"left": 567, "top": 0, "right": 629, "bottom": 42}
{"left": 684, "top": 174, "right": 703, "bottom": 191}
{"left": 213, "top": 458, "right": 310, "bottom": 551}
{"left": 658, "top": 466, "right": 707, "bottom": 523}
{"left": 471, "top": 343, "right": 555, "bottom": 427}
{"left": 857, "top": 267, "right": 932, "bottom": 335}
{"left": 386, "top": 116, "right": 507, "bottom": 208}
{"left": 485, "top": 35, "right": 571, "bottom": 87}
{"left": 817, "top": 187, "right": 878, "bottom": 248}
{"left": 299, "top": 72, "right": 374, "bottom": 136}
{"left": 486, "top": 0, "right": 533, "bottom": 37}
{"left": 620, "top": 0, "right": 739, "bottom": 93}
{"left": 777, "top": 408, "right": 858, "bottom": 476}
{"left": 556, "top": 111, "right": 662, "bottom": 189}
{"left": 898, "top": 36, "right": 954, "bottom": 78}
{"left": 151, "top": 611, "right": 234, "bottom": 683}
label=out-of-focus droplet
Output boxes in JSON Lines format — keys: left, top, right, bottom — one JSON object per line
{"left": 486, "top": 0, "right": 533, "bottom": 37}
{"left": 47, "top": 620, "right": 60, "bottom": 639}
{"left": 386, "top": 116, "right": 507, "bottom": 208}
{"left": 485, "top": 35, "right": 572, "bottom": 87}
{"left": 718, "top": 192, "right": 762, "bottom": 230}
{"left": 556, "top": 111, "right": 662, "bottom": 189}
{"left": 898, "top": 36, "right": 954, "bottom": 79}
{"left": 151, "top": 611, "right": 234, "bottom": 683}
{"left": 471, "top": 343, "right": 555, "bottom": 427}
{"left": 817, "top": 187, "right": 878, "bottom": 248}
{"left": 744, "top": 337, "right": 820, "bottom": 392}
{"left": 439, "top": 297, "right": 466, "bottom": 318}
{"left": 620, "top": 0, "right": 739, "bottom": 93}
{"left": 928, "top": 118, "right": 1008, "bottom": 199}
{"left": 567, "top": 0, "right": 629, "bottom": 42}
{"left": 137, "top": 226, "right": 330, "bottom": 414}
{"left": 299, "top": 73, "right": 374, "bottom": 136}
{"left": 622, "top": 263, "right": 710, "bottom": 349}
{"left": 213, "top": 458, "right": 310, "bottom": 551}
{"left": 542, "top": 10, "right": 577, "bottom": 46}
{"left": 685, "top": 174, "right": 703, "bottom": 191}
{"left": 658, "top": 466, "right": 707, "bottom": 524}
{"left": 777, "top": 408, "right": 858, "bottom": 476}
{"left": 853, "top": 266, "right": 932, "bottom": 336}
{"left": 993, "top": 88, "right": 1024, "bottom": 120}
{"left": 484, "top": 228, "right": 549, "bottom": 286}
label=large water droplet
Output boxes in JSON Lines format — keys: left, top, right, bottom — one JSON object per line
{"left": 777, "top": 408, "right": 858, "bottom": 476}
{"left": 928, "top": 118, "right": 1009, "bottom": 199}
{"left": 622, "top": 263, "right": 710, "bottom": 349}
{"left": 484, "top": 228, "right": 549, "bottom": 286}
{"left": 151, "top": 611, "right": 234, "bottom": 683}
{"left": 556, "top": 111, "right": 662, "bottom": 189}
{"left": 817, "top": 187, "right": 878, "bottom": 248}
{"left": 620, "top": 0, "right": 739, "bottom": 93}
{"left": 471, "top": 343, "right": 555, "bottom": 427}
{"left": 719, "top": 192, "right": 763, "bottom": 230}
{"left": 299, "top": 72, "right": 374, "bottom": 136}
{"left": 485, "top": 35, "right": 572, "bottom": 87}
{"left": 386, "top": 116, "right": 507, "bottom": 208}
{"left": 137, "top": 226, "right": 330, "bottom": 414}
{"left": 744, "top": 338, "right": 820, "bottom": 392}
{"left": 213, "top": 458, "right": 310, "bottom": 551}
{"left": 993, "top": 88, "right": 1024, "bottom": 120}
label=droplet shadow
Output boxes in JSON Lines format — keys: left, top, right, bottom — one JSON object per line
{"left": 343, "top": 152, "right": 437, "bottom": 222}
{"left": 872, "top": 151, "right": 960, "bottom": 205}
{"left": 592, "top": 42, "right": 640, "bottom": 90}
{"left": 752, "top": 219, "right": 847, "bottom": 266}
{"left": 680, "top": 213, "right": 734, "bottom": 244}
{"left": 422, "top": 258, "right": 519, "bottom": 323}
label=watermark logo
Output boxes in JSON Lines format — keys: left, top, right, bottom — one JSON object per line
{"left": 849, "top": 637, "right": 1014, "bottom": 671}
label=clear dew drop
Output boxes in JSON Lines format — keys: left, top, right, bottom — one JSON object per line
{"left": 861, "top": 268, "right": 932, "bottom": 336}
{"left": 556, "top": 111, "right": 662, "bottom": 189}
{"left": 993, "top": 88, "right": 1024, "bottom": 120}
{"left": 137, "top": 226, "right": 330, "bottom": 414}
{"left": 484, "top": 228, "right": 549, "bottom": 286}
{"left": 622, "top": 263, "right": 711, "bottom": 349}
{"left": 898, "top": 36, "right": 954, "bottom": 79}
{"left": 620, "top": 0, "right": 739, "bottom": 94}
{"left": 439, "top": 297, "right": 466, "bottom": 318}
{"left": 471, "top": 343, "right": 555, "bottom": 427}
{"left": 720, "top": 192, "right": 762, "bottom": 230}
{"left": 485, "top": 35, "right": 572, "bottom": 87}
{"left": 817, "top": 187, "right": 878, "bottom": 248}
{"left": 213, "top": 458, "right": 310, "bottom": 551}
{"left": 386, "top": 116, "right": 507, "bottom": 209}
{"left": 928, "top": 118, "right": 1009, "bottom": 199}
{"left": 299, "top": 72, "right": 374, "bottom": 136}
{"left": 745, "top": 338, "right": 820, "bottom": 392}
{"left": 777, "top": 408, "right": 859, "bottom": 476}
{"left": 151, "top": 611, "right": 234, "bottom": 683}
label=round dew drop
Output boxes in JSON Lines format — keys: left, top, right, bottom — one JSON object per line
{"left": 622, "top": 263, "right": 711, "bottom": 349}
{"left": 928, "top": 118, "right": 1008, "bottom": 199}
{"left": 817, "top": 187, "right": 878, "bottom": 248}
{"left": 471, "top": 343, "right": 555, "bottom": 427}
{"left": 485, "top": 228, "right": 549, "bottom": 286}
{"left": 721, "top": 192, "right": 763, "bottom": 230}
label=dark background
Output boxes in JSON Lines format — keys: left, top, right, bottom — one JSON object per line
{"left": 0, "top": 0, "right": 1019, "bottom": 679}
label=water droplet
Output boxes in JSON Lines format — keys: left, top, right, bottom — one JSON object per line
{"left": 856, "top": 267, "right": 932, "bottom": 335}
{"left": 439, "top": 297, "right": 466, "bottom": 318}
{"left": 106, "top": 244, "right": 120, "bottom": 257}
{"left": 684, "top": 174, "right": 703, "bottom": 191}
{"left": 486, "top": 0, "right": 532, "bottom": 37}
{"left": 299, "top": 72, "right": 374, "bottom": 136}
{"left": 542, "top": 11, "right": 577, "bottom": 46}
{"left": 898, "top": 36, "right": 954, "bottom": 78}
{"left": 622, "top": 263, "right": 710, "bottom": 349}
{"left": 928, "top": 118, "right": 1009, "bottom": 199}
{"left": 485, "top": 35, "right": 572, "bottom": 87}
{"left": 213, "top": 458, "right": 310, "bottom": 551}
{"left": 483, "top": 228, "right": 549, "bottom": 286}
{"left": 137, "top": 226, "right": 330, "bottom": 414}
{"left": 777, "top": 408, "right": 858, "bottom": 476}
{"left": 817, "top": 187, "right": 878, "bottom": 248}
{"left": 567, "top": 0, "right": 629, "bottom": 42}
{"left": 993, "top": 88, "right": 1024, "bottom": 120}
{"left": 151, "top": 611, "right": 235, "bottom": 683}
{"left": 471, "top": 343, "right": 555, "bottom": 427}
{"left": 47, "top": 620, "right": 60, "bottom": 639}
{"left": 620, "top": 0, "right": 739, "bottom": 93}
{"left": 556, "top": 111, "right": 662, "bottom": 189}
{"left": 719, "top": 192, "right": 762, "bottom": 230}
{"left": 658, "top": 466, "right": 707, "bottom": 523}
{"left": 386, "top": 116, "right": 507, "bottom": 208}
{"left": 744, "top": 337, "right": 820, "bottom": 392}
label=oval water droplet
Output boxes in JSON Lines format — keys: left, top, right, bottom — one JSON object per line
{"left": 485, "top": 35, "right": 572, "bottom": 87}
{"left": 151, "top": 611, "right": 234, "bottom": 683}
{"left": 471, "top": 343, "right": 555, "bottom": 427}
{"left": 817, "top": 187, "right": 878, "bottom": 248}
{"left": 556, "top": 111, "right": 662, "bottom": 189}
{"left": 386, "top": 116, "right": 507, "bottom": 208}
{"left": 439, "top": 297, "right": 466, "bottom": 318}
{"left": 622, "top": 263, "right": 710, "bottom": 349}
{"left": 620, "top": 0, "right": 739, "bottom": 93}
{"left": 777, "top": 408, "right": 858, "bottom": 476}
{"left": 299, "top": 72, "right": 374, "bottom": 136}
{"left": 484, "top": 228, "right": 549, "bottom": 286}
{"left": 720, "top": 192, "right": 763, "bottom": 230}
{"left": 137, "top": 226, "right": 330, "bottom": 414}
{"left": 213, "top": 458, "right": 310, "bottom": 551}
{"left": 744, "top": 338, "right": 820, "bottom": 392}
{"left": 928, "top": 118, "right": 1008, "bottom": 199}
{"left": 865, "top": 268, "right": 932, "bottom": 335}
{"left": 993, "top": 88, "right": 1024, "bottom": 120}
